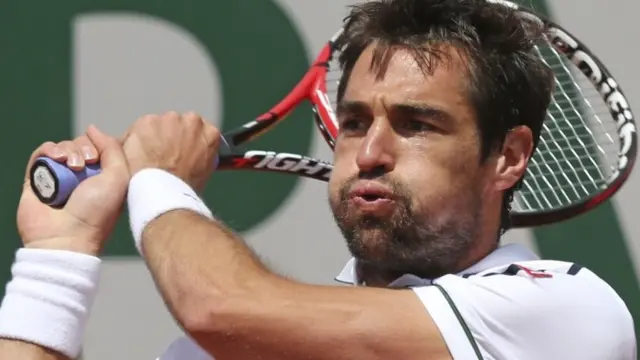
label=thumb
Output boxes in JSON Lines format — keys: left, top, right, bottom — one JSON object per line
{"left": 86, "top": 125, "right": 128, "bottom": 173}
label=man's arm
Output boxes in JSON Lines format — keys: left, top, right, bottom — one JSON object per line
{"left": 0, "top": 340, "right": 72, "bottom": 360}
{"left": 0, "top": 248, "right": 98, "bottom": 360}
{"left": 142, "top": 210, "right": 452, "bottom": 360}
{"left": 1, "top": 128, "right": 129, "bottom": 360}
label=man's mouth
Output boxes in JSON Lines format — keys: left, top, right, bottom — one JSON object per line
{"left": 360, "top": 193, "right": 385, "bottom": 201}
{"left": 347, "top": 181, "right": 396, "bottom": 214}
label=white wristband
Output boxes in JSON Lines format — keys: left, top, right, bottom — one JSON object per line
{"left": 0, "top": 248, "right": 101, "bottom": 359}
{"left": 128, "top": 168, "right": 213, "bottom": 254}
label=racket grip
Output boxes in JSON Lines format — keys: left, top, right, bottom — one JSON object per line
{"left": 29, "top": 157, "right": 102, "bottom": 207}
{"left": 30, "top": 154, "right": 223, "bottom": 207}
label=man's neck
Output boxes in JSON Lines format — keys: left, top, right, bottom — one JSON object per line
{"left": 355, "top": 242, "right": 499, "bottom": 287}
{"left": 355, "top": 262, "right": 403, "bottom": 287}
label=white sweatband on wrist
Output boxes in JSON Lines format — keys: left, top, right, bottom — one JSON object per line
{"left": 0, "top": 248, "right": 101, "bottom": 359}
{"left": 128, "top": 168, "right": 213, "bottom": 254}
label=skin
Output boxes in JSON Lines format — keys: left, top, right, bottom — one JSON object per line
{"left": 6, "top": 44, "right": 534, "bottom": 360}
{"left": 329, "top": 44, "right": 534, "bottom": 285}
{"left": 1, "top": 126, "right": 128, "bottom": 360}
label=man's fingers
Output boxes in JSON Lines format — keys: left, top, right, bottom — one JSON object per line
{"left": 23, "top": 140, "right": 86, "bottom": 181}
{"left": 86, "top": 125, "right": 129, "bottom": 175}
{"left": 56, "top": 140, "right": 86, "bottom": 171}
{"left": 74, "top": 135, "right": 99, "bottom": 164}
{"left": 52, "top": 136, "right": 99, "bottom": 171}
{"left": 117, "top": 131, "right": 128, "bottom": 145}
{"left": 201, "top": 118, "right": 222, "bottom": 151}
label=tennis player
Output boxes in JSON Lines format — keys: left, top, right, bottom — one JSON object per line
{"left": 0, "top": 0, "right": 636, "bottom": 359}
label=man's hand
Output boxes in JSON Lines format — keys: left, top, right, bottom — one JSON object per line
{"left": 1, "top": 125, "right": 128, "bottom": 360}
{"left": 123, "top": 112, "right": 220, "bottom": 193}
{"left": 17, "top": 125, "right": 129, "bottom": 256}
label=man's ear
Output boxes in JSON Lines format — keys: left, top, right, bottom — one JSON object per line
{"left": 493, "top": 125, "right": 534, "bottom": 191}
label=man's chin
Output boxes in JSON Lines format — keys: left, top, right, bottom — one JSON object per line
{"left": 346, "top": 228, "right": 394, "bottom": 258}
{"left": 359, "top": 215, "right": 403, "bottom": 234}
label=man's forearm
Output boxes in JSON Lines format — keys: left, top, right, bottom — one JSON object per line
{"left": 141, "top": 210, "right": 281, "bottom": 332}
{"left": 0, "top": 339, "right": 73, "bottom": 360}
{"left": 139, "top": 210, "right": 450, "bottom": 360}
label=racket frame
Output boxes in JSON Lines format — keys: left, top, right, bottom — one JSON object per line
{"left": 217, "top": 0, "right": 638, "bottom": 228}
{"left": 503, "top": 2, "right": 637, "bottom": 227}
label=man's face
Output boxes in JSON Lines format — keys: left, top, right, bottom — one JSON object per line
{"left": 328, "top": 45, "right": 494, "bottom": 280}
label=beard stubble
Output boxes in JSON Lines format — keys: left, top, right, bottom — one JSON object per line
{"left": 330, "top": 174, "right": 481, "bottom": 283}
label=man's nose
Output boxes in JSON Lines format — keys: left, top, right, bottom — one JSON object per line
{"left": 356, "top": 118, "right": 396, "bottom": 174}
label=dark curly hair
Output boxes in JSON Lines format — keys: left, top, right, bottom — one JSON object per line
{"left": 335, "top": 0, "right": 554, "bottom": 235}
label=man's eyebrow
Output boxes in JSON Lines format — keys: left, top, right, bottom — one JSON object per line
{"left": 335, "top": 101, "right": 455, "bottom": 123}
{"left": 391, "top": 103, "right": 454, "bottom": 123}
{"left": 336, "top": 101, "right": 370, "bottom": 115}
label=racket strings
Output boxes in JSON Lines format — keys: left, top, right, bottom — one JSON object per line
{"left": 320, "top": 38, "right": 619, "bottom": 214}
{"left": 514, "top": 43, "right": 618, "bottom": 212}
{"left": 326, "top": 56, "right": 343, "bottom": 107}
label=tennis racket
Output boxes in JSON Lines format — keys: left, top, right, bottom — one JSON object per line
{"left": 30, "top": 0, "right": 637, "bottom": 228}
{"left": 29, "top": 29, "right": 343, "bottom": 208}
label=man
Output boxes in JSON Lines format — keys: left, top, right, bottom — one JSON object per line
{"left": 0, "top": 0, "right": 635, "bottom": 359}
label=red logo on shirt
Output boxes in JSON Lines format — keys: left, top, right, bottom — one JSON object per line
{"left": 517, "top": 265, "right": 553, "bottom": 278}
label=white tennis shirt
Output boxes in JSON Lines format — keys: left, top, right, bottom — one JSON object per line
{"left": 157, "top": 244, "right": 637, "bottom": 359}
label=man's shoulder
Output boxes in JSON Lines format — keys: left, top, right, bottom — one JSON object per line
{"left": 429, "top": 259, "right": 633, "bottom": 331}
{"left": 415, "top": 260, "right": 636, "bottom": 359}
{"left": 464, "top": 258, "right": 588, "bottom": 279}
{"left": 446, "top": 259, "right": 623, "bottom": 302}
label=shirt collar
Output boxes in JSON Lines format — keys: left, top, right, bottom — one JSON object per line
{"left": 334, "top": 244, "right": 539, "bottom": 287}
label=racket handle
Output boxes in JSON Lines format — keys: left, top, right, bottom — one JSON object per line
{"left": 30, "top": 137, "right": 231, "bottom": 207}
{"left": 30, "top": 157, "right": 102, "bottom": 207}
{"left": 29, "top": 154, "right": 223, "bottom": 207}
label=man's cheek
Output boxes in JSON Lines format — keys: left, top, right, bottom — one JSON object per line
{"left": 438, "top": 149, "right": 481, "bottom": 184}
{"left": 328, "top": 172, "right": 347, "bottom": 206}
{"left": 330, "top": 156, "right": 358, "bottom": 188}
{"left": 410, "top": 170, "right": 466, "bottom": 208}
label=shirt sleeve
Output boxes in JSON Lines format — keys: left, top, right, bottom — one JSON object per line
{"left": 412, "top": 268, "right": 636, "bottom": 360}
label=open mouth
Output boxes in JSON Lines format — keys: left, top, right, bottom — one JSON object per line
{"left": 348, "top": 182, "right": 395, "bottom": 208}
{"left": 360, "top": 193, "right": 385, "bottom": 202}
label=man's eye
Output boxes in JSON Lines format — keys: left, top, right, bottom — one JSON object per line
{"left": 404, "top": 119, "right": 435, "bottom": 132}
{"left": 340, "top": 118, "right": 366, "bottom": 132}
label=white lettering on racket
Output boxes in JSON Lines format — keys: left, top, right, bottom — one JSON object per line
{"left": 548, "top": 25, "right": 636, "bottom": 174}
{"left": 618, "top": 123, "right": 636, "bottom": 170}
{"left": 572, "top": 51, "right": 603, "bottom": 84}
{"left": 547, "top": 27, "right": 579, "bottom": 55}
{"left": 251, "top": 153, "right": 274, "bottom": 168}
{"left": 601, "top": 79, "right": 636, "bottom": 172}
{"left": 288, "top": 158, "right": 329, "bottom": 174}
{"left": 245, "top": 151, "right": 332, "bottom": 180}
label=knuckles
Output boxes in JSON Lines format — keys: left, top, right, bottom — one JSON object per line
{"left": 202, "top": 124, "right": 221, "bottom": 149}
{"left": 35, "top": 141, "right": 57, "bottom": 155}
{"left": 164, "top": 111, "right": 181, "bottom": 120}
{"left": 132, "top": 111, "right": 221, "bottom": 148}
{"left": 182, "top": 111, "right": 201, "bottom": 122}
{"left": 135, "top": 111, "right": 208, "bottom": 128}
{"left": 137, "top": 114, "right": 161, "bottom": 128}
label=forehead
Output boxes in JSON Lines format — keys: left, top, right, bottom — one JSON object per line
{"left": 342, "top": 44, "right": 473, "bottom": 116}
